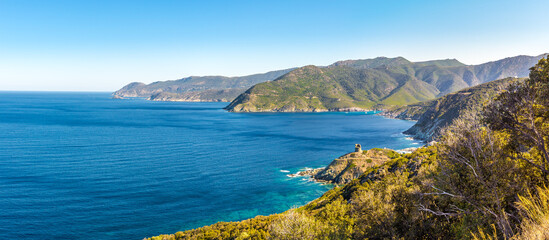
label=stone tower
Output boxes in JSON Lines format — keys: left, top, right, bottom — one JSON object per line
{"left": 355, "top": 144, "right": 362, "bottom": 152}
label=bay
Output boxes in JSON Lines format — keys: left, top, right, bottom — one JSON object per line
{"left": 0, "top": 92, "right": 421, "bottom": 239}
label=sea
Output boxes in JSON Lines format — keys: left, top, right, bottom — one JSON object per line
{"left": 0, "top": 92, "right": 422, "bottom": 239}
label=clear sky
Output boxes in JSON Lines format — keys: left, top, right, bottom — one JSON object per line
{"left": 1, "top": 0, "right": 548, "bottom": 91}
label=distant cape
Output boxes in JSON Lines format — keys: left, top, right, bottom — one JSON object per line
{"left": 112, "top": 68, "right": 294, "bottom": 102}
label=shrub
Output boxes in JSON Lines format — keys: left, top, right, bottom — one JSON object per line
{"left": 268, "top": 210, "right": 323, "bottom": 240}
{"left": 514, "top": 186, "right": 549, "bottom": 240}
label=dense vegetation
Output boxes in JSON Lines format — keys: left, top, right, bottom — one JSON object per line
{"left": 225, "top": 55, "right": 544, "bottom": 112}
{"left": 381, "top": 77, "right": 523, "bottom": 141}
{"left": 147, "top": 56, "right": 549, "bottom": 239}
{"left": 112, "top": 68, "right": 294, "bottom": 101}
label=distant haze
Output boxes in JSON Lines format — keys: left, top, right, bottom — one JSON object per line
{"left": 0, "top": 0, "right": 548, "bottom": 91}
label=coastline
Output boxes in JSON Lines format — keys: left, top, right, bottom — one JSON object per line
{"left": 145, "top": 143, "right": 426, "bottom": 239}
{"left": 286, "top": 144, "right": 422, "bottom": 185}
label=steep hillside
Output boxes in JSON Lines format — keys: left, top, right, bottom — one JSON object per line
{"left": 112, "top": 68, "right": 293, "bottom": 101}
{"left": 226, "top": 54, "right": 545, "bottom": 112}
{"left": 381, "top": 77, "right": 523, "bottom": 140}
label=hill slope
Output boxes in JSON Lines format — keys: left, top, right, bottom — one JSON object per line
{"left": 112, "top": 68, "right": 294, "bottom": 102}
{"left": 225, "top": 54, "right": 545, "bottom": 112}
{"left": 381, "top": 77, "right": 523, "bottom": 140}
{"left": 225, "top": 65, "right": 438, "bottom": 112}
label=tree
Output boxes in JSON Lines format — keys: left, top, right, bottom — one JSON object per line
{"left": 433, "top": 110, "right": 523, "bottom": 238}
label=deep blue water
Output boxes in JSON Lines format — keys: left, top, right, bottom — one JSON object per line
{"left": 0, "top": 92, "right": 421, "bottom": 239}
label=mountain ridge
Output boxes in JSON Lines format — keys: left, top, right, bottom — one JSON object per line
{"left": 225, "top": 54, "right": 545, "bottom": 112}
{"left": 112, "top": 68, "right": 295, "bottom": 101}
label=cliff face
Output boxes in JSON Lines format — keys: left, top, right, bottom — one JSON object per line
{"left": 299, "top": 148, "right": 399, "bottom": 184}
{"left": 225, "top": 54, "right": 545, "bottom": 112}
{"left": 382, "top": 77, "right": 522, "bottom": 141}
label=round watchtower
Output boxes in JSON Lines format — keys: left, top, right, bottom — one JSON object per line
{"left": 355, "top": 144, "right": 362, "bottom": 152}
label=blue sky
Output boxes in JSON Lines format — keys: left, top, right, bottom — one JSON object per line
{"left": 1, "top": 0, "right": 548, "bottom": 91}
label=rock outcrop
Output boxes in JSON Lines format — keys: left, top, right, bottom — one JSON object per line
{"left": 297, "top": 148, "right": 399, "bottom": 184}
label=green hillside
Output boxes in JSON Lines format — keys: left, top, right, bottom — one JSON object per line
{"left": 225, "top": 65, "right": 428, "bottom": 112}
{"left": 225, "top": 54, "right": 545, "bottom": 112}
{"left": 225, "top": 64, "right": 447, "bottom": 112}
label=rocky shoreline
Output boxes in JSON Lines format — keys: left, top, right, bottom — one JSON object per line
{"left": 287, "top": 147, "right": 401, "bottom": 185}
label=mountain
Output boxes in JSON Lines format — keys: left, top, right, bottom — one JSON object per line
{"left": 381, "top": 77, "right": 523, "bottom": 141}
{"left": 225, "top": 64, "right": 440, "bottom": 112}
{"left": 112, "top": 68, "right": 294, "bottom": 102}
{"left": 225, "top": 54, "right": 545, "bottom": 112}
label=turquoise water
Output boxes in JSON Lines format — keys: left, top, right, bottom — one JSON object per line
{"left": 0, "top": 92, "right": 421, "bottom": 239}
